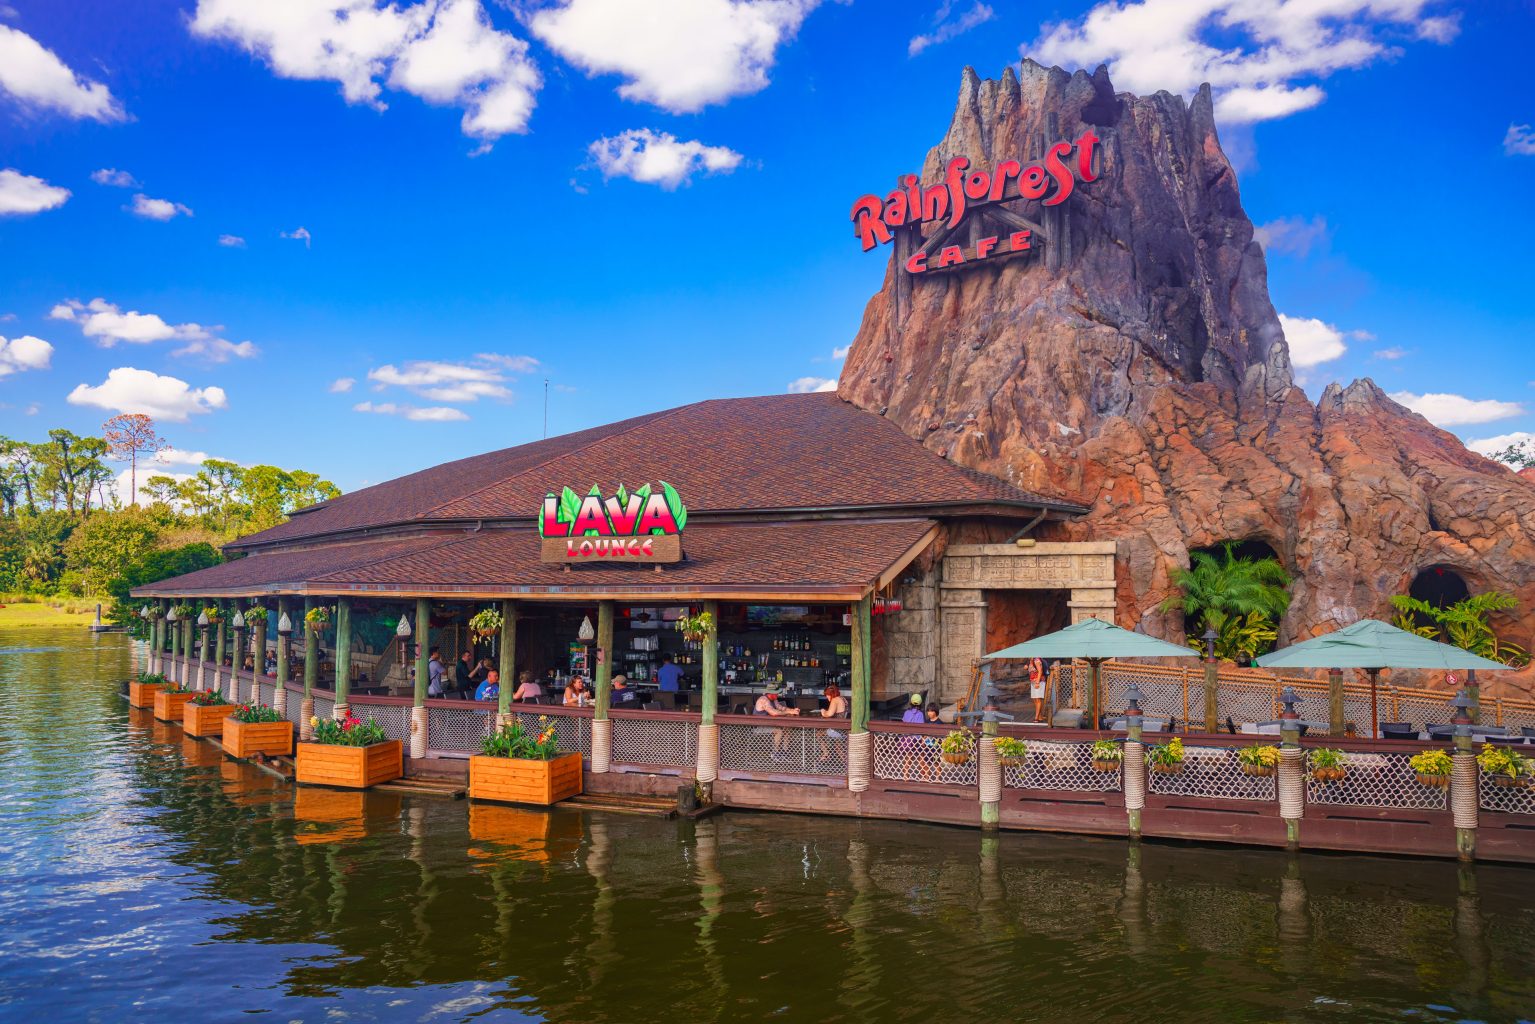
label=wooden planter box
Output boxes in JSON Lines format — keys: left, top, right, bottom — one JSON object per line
{"left": 182, "top": 700, "right": 233, "bottom": 737}
{"left": 296, "top": 740, "right": 402, "bottom": 789}
{"left": 153, "top": 689, "right": 196, "bottom": 722}
{"left": 469, "top": 751, "right": 583, "bottom": 806}
{"left": 129, "top": 680, "right": 168, "bottom": 707}
{"left": 225, "top": 717, "right": 295, "bottom": 759}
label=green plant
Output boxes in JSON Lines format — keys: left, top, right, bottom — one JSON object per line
{"left": 189, "top": 689, "right": 228, "bottom": 706}
{"left": 1389, "top": 591, "right": 1530, "bottom": 667}
{"left": 481, "top": 716, "right": 561, "bottom": 760}
{"left": 1091, "top": 739, "right": 1123, "bottom": 763}
{"left": 1477, "top": 743, "right": 1532, "bottom": 780}
{"left": 135, "top": 671, "right": 167, "bottom": 685}
{"left": 1409, "top": 749, "right": 1453, "bottom": 777}
{"left": 1308, "top": 748, "right": 1347, "bottom": 779}
{"left": 994, "top": 736, "right": 1027, "bottom": 761}
{"left": 309, "top": 714, "right": 387, "bottom": 746}
{"left": 202, "top": 604, "right": 223, "bottom": 624}
{"left": 1146, "top": 736, "right": 1185, "bottom": 769}
{"left": 304, "top": 605, "right": 329, "bottom": 633}
{"left": 675, "top": 610, "right": 715, "bottom": 644}
{"left": 243, "top": 604, "right": 268, "bottom": 626}
{"left": 938, "top": 728, "right": 975, "bottom": 758}
{"left": 1161, "top": 542, "right": 1292, "bottom": 662}
{"left": 232, "top": 703, "right": 283, "bottom": 723}
{"left": 1238, "top": 744, "right": 1280, "bottom": 769}
{"left": 172, "top": 602, "right": 195, "bottom": 620}
{"left": 470, "top": 607, "right": 504, "bottom": 638}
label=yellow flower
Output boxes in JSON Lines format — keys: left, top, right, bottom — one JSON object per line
{"left": 309, "top": 716, "right": 320, "bottom": 727}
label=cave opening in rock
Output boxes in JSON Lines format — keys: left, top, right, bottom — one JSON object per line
{"left": 1403, "top": 565, "right": 1471, "bottom": 634}
{"left": 984, "top": 589, "right": 1069, "bottom": 686}
{"left": 1191, "top": 538, "right": 1281, "bottom": 565}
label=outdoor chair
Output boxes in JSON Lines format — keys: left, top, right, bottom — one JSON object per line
{"left": 1225, "top": 716, "right": 1237, "bottom": 735}
{"left": 1425, "top": 723, "right": 1456, "bottom": 740}
{"left": 1379, "top": 722, "right": 1414, "bottom": 739}
{"left": 1051, "top": 709, "right": 1085, "bottom": 729}
{"left": 1522, "top": 727, "right": 1535, "bottom": 739}
{"left": 1474, "top": 725, "right": 1509, "bottom": 737}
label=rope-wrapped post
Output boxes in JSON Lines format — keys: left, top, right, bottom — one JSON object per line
{"left": 978, "top": 734, "right": 1002, "bottom": 828}
{"left": 333, "top": 701, "right": 349, "bottom": 721}
{"left": 847, "top": 730, "right": 871, "bottom": 792}
{"left": 696, "top": 722, "right": 719, "bottom": 785}
{"left": 1123, "top": 740, "right": 1146, "bottom": 837}
{"left": 1278, "top": 745, "right": 1305, "bottom": 849}
{"left": 1452, "top": 749, "right": 1478, "bottom": 862}
{"left": 300, "top": 696, "right": 315, "bottom": 742}
{"left": 590, "top": 717, "right": 612, "bottom": 774}
{"left": 409, "top": 704, "right": 428, "bottom": 759}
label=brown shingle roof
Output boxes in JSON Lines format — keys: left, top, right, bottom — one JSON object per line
{"left": 137, "top": 519, "right": 938, "bottom": 601}
{"left": 230, "top": 393, "right": 1077, "bottom": 551}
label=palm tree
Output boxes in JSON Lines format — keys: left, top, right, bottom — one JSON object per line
{"left": 1161, "top": 543, "right": 1292, "bottom": 659}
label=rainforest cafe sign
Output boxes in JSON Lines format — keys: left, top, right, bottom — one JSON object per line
{"left": 538, "top": 482, "right": 686, "bottom": 564}
{"left": 850, "top": 129, "right": 1100, "bottom": 274}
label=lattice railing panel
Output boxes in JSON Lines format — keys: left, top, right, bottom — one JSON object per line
{"left": 312, "top": 693, "right": 334, "bottom": 720}
{"left": 1147, "top": 745, "right": 1276, "bottom": 801}
{"left": 719, "top": 723, "right": 848, "bottom": 778}
{"left": 353, "top": 702, "right": 411, "bottom": 743}
{"left": 1305, "top": 751, "right": 1446, "bottom": 809}
{"left": 257, "top": 679, "right": 276, "bottom": 707}
{"left": 428, "top": 703, "right": 498, "bottom": 753}
{"left": 285, "top": 689, "right": 306, "bottom": 725}
{"left": 612, "top": 717, "right": 694, "bottom": 767}
{"left": 1103, "top": 673, "right": 1185, "bottom": 722}
{"left": 220, "top": 671, "right": 240, "bottom": 702}
{"left": 512, "top": 712, "right": 590, "bottom": 757}
{"left": 1006, "top": 739, "right": 1120, "bottom": 792}
{"left": 1491, "top": 703, "right": 1535, "bottom": 731}
{"left": 1479, "top": 775, "right": 1535, "bottom": 815}
{"left": 871, "top": 730, "right": 975, "bottom": 786}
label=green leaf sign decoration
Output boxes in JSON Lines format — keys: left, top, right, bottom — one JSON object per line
{"left": 538, "top": 482, "right": 688, "bottom": 540}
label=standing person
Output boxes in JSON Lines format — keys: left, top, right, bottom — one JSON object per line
{"left": 511, "top": 670, "right": 543, "bottom": 704}
{"left": 427, "top": 647, "right": 448, "bottom": 698}
{"left": 656, "top": 654, "right": 683, "bottom": 692}
{"left": 455, "top": 651, "right": 474, "bottom": 696}
{"left": 475, "top": 669, "right": 500, "bottom": 703}
{"left": 922, "top": 702, "right": 944, "bottom": 781}
{"left": 1028, "top": 656, "right": 1047, "bottom": 723}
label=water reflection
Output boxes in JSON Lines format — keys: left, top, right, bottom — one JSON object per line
{"left": 2, "top": 628, "right": 1535, "bottom": 1023}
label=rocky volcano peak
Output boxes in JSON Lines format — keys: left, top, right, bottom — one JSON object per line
{"left": 839, "top": 65, "right": 1535, "bottom": 696}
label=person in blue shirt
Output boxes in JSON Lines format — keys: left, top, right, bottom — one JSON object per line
{"left": 656, "top": 655, "right": 683, "bottom": 692}
{"left": 474, "top": 669, "right": 500, "bottom": 703}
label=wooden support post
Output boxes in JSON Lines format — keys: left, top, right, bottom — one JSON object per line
{"left": 1203, "top": 657, "right": 1219, "bottom": 734}
{"left": 275, "top": 597, "right": 290, "bottom": 714}
{"left": 591, "top": 601, "right": 614, "bottom": 774}
{"left": 196, "top": 607, "right": 209, "bottom": 691}
{"left": 697, "top": 600, "right": 720, "bottom": 797}
{"left": 1125, "top": 707, "right": 1144, "bottom": 838}
{"left": 230, "top": 617, "right": 245, "bottom": 710}
{"left": 334, "top": 598, "right": 352, "bottom": 719}
{"left": 847, "top": 595, "right": 873, "bottom": 793}
{"left": 1466, "top": 669, "right": 1480, "bottom": 725}
{"left": 213, "top": 600, "right": 227, "bottom": 696}
{"left": 497, "top": 599, "right": 516, "bottom": 726}
{"left": 249, "top": 604, "right": 266, "bottom": 704}
{"left": 302, "top": 597, "right": 318, "bottom": 741}
{"left": 1328, "top": 668, "right": 1345, "bottom": 736}
{"left": 147, "top": 606, "right": 160, "bottom": 676}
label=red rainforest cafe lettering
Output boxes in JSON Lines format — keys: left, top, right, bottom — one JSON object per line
{"left": 850, "top": 130, "right": 1100, "bottom": 253}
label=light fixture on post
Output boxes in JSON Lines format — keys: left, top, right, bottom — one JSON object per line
{"left": 1123, "top": 682, "right": 1143, "bottom": 718}
{"left": 395, "top": 613, "right": 412, "bottom": 669}
{"left": 1202, "top": 626, "right": 1219, "bottom": 662}
{"left": 577, "top": 614, "right": 595, "bottom": 679}
{"left": 278, "top": 611, "right": 294, "bottom": 663}
{"left": 1450, "top": 688, "right": 1473, "bottom": 739}
{"left": 139, "top": 605, "right": 150, "bottom": 620}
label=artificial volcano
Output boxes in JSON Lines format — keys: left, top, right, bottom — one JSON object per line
{"left": 839, "top": 62, "right": 1535, "bottom": 696}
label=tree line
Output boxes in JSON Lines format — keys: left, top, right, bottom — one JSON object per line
{"left": 0, "top": 413, "right": 339, "bottom": 617}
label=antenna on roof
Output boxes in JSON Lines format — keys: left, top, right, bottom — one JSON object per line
{"left": 543, "top": 378, "right": 549, "bottom": 439}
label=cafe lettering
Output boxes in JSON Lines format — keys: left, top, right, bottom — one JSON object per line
{"left": 539, "top": 483, "right": 686, "bottom": 563}
{"left": 849, "top": 129, "right": 1100, "bottom": 275}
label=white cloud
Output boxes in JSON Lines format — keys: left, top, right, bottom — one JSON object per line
{"left": 0, "top": 334, "right": 52, "bottom": 377}
{"left": 832, "top": 344, "right": 850, "bottom": 360}
{"left": 588, "top": 129, "right": 742, "bottom": 189}
{"left": 1389, "top": 391, "right": 1525, "bottom": 427}
{"left": 354, "top": 399, "right": 468, "bottom": 422}
{"left": 1465, "top": 431, "right": 1534, "bottom": 462}
{"left": 0, "top": 24, "right": 125, "bottom": 122}
{"left": 1278, "top": 314, "right": 1348, "bottom": 369}
{"left": 330, "top": 376, "right": 356, "bottom": 393}
{"left": 1253, "top": 215, "right": 1329, "bottom": 258}
{"left": 1505, "top": 123, "right": 1535, "bottom": 157}
{"left": 218, "top": 233, "right": 246, "bottom": 247}
{"left": 366, "top": 355, "right": 533, "bottom": 402}
{"left": 0, "top": 168, "right": 69, "bottom": 215}
{"left": 48, "top": 297, "right": 258, "bottom": 361}
{"left": 67, "top": 367, "right": 228, "bottom": 421}
{"left": 1029, "top": 1, "right": 1451, "bottom": 125}
{"left": 788, "top": 376, "right": 836, "bottom": 394}
{"left": 281, "top": 226, "right": 312, "bottom": 247}
{"left": 190, "top": 0, "right": 540, "bottom": 146}
{"left": 531, "top": 0, "right": 820, "bottom": 113}
{"left": 91, "top": 168, "right": 139, "bottom": 188}
{"left": 1372, "top": 346, "right": 1407, "bottom": 360}
{"left": 128, "top": 193, "right": 193, "bottom": 220}
{"left": 152, "top": 446, "right": 218, "bottom": 468}
{"left": 910, "top": 1, "right": 995, "bottom": 57}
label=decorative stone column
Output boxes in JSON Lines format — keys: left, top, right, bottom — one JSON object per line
{"left": 847, "top": 594, "right": 873, "bottom": 792}
{"left": 410, "top": 597, "right": 430, "bottom": 759}
{"left": 590, "top": 601, "right": 614, "bottom": 774}
{"left": 696, "top": 600, "right": 720, "bottom": 794}
{"left": 166, "top": 606, "right": 180, "bottom": 685}
{"left": 333, "top": 598, "right": 351, "bottom": 721}
{"left": 1449, "top": 689, "right": 1478, "bottom": 862}
{"left": 181, "top": 613, "right": 193, "bottom": 689}
{"left": 1278, "top": 686, "right": 1304, "bottom": 851}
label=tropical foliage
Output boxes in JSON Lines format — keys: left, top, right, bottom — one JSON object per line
{"left": 1146, "top": 736, "right": 1184, "bottom": 769}
{"left": 938, "top": 728, "right": 975, "bottom": 758}
{"left": 1477, "top": 743, "right": 1532, "bottom": 781}
{"left": 1389, "top": 590, "right": 1530, "bottom": 667}
{"left": 1409, "top": 749, "right": 1452, "bottom": 777}
{"left": 469, "top": 607, "right": 504, "bottom": 638}
{"left": 189, "top": 689, "right": 229, "bottom": 706}
{"left": 1237, "top": 745, "right": 1280, "bottom": 769}
{"left": 1161, "top": 542, "right": 1292, "bottom": 662}
{"left": 232, "top": 703, "right": 284, "bottom": 723}
{"left": 1308, "top": 748, "right": 1346, "bottom": 771}
{"left": 1090, "top": 739, "right": 1123, "bottom": 764}
{"left": 993, "top": 736, "right": 1027, "bottom": 760}
{"left": 0, "top": 416, "right": 338, "bottom": 625}
{"left": 675, "top": 610, "right": 715, "bottom": 643}
{"left": 310, "top": 715, "right": 387, "bottom": 746}
{"left": 481, "top": 717, "right": 561, "bottom": 760}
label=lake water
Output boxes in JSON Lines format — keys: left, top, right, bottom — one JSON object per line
{"left": 2, "top": 628, "right": 1533, "bottom": 1023}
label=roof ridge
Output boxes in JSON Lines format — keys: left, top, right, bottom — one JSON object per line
{"left": 423, "top": 398, "right": 710, "bottom": 518}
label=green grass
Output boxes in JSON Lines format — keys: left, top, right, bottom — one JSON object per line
{"left": 0, "top": 599, "right": 99, "bottom": 628}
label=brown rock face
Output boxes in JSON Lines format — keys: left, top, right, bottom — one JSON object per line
{"left": 840, "top": 63, "right": 1535, "bottom": 697}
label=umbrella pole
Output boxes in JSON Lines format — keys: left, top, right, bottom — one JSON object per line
{"left": 1091, "top": 658, "right": 1101, "bottom": 730}
{"left": 1368, "top": 668, "right": 1379, "bottom": 739}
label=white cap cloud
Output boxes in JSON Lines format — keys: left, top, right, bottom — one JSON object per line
{"left": 588, "top": 129, "right": 742, "bottom": 189}
{"left": 129, "top": 193, "right": 193, "bottom": 220}
{"left": 0, "top": 335, "right": 54, "bottom": 377}
{"left": 68, "top": 367, "right": 228, "bottom": 421}
{"left": 1389, "top": 391, "right": 1525, "bottom": 428}
{"left": 787, "top": 376, "right": 837, "bottom": 394}
{"left": 0, "top": 168, "right": 70, "bottom": 216}
{"left": 354, "top": 400, "right": 468, "bottom": 422}
{"left": 1278, "top": 314, "right": 1348, "bottom": 369}
{"left": 49, "top": 298, "right": 257, "bottom": 361}
{"left": 0, "top": 24, "right": 125, "bottom": 122}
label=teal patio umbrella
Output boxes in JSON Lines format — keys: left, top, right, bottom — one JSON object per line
{"left": 1255, "top": 618, "right": 1510, "bottom": 737}
{"left": 983, "top": 618, "right": 1196, "bottom": 726}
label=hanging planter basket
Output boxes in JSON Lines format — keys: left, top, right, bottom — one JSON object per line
{"left": 1415, "top": 772, "right": 1450, "bottom": 789}
{"left": 1242, "top": 764, "right": 1276, "bottom": 778}
{"left": 940, "top": 751, "right": 973, "bottom": 766}
{"left": 1092, "top": 759, "right": 1122, "bottom": 773}
{"left": 1150, "top": 761, "right": 1183, "bottom": 776}
{"left": 1310, "top": 767, "right": 1347, "bottom": 784}
{"left": 1490, "top": 774, "right": 1532, "bottom": 789}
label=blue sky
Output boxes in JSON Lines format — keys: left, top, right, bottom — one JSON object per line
{"left": 1, "top": 0, "right": 1532, "bottom": 496}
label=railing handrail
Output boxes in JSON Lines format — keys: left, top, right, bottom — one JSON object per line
{"left": 717, "top": 712, "right": 850, "bottom": 730}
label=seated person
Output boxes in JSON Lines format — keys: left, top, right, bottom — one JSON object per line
{"left": 511, "top": 670, "right": 543, "bottom": 703}
{"left": 474, "top": 669, "right": 500, "bottom": 702}
{"left": 611, "top": 674, "right": 638, "bottom": 705}
{"left": 563, "top": 676, "right": 590, "bottom": 706}
{"left": 753, "top": 683, "right": 799, "bottom": 758}
{"left": 455, "top": 651, "right": 474, "bottom": 695}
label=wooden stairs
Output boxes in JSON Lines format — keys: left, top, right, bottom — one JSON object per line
{"left": 559, "top": 793, "right": 679, "bottom": 818}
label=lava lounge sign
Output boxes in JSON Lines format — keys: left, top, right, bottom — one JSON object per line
{"left": 538, "top": 483, "right": 685, "bottom": 564}
{"left": 850, "top": 129, "right": 1100, "bottom": 275}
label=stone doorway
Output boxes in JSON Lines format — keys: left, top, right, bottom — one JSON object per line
{"left": 983, "top": 589, "right": 1069, "bottom": 687}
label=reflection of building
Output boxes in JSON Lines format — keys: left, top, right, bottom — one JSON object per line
{"left": 135, "top": 393, "right": 1110, "bottom": 705}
